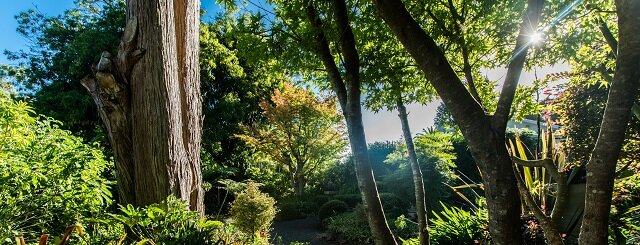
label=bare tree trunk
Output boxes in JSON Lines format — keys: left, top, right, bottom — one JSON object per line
{"left": 396, "top": 95, "right": 429, "bottom": 245}
{"left": 305, "top": 1, "right": 397, "bottom": 244}
{"left": 294, "top": 169, "right": 305, "bottom": 196}
{"left": 81, "top": 0, "right": 204, "bottom": 214}
{"left": 579, "top": 1, "right": 640, "bottom": 243}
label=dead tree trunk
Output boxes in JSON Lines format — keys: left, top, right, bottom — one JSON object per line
{"left": 81, "top": 0, "right": 204, "bottom": 214}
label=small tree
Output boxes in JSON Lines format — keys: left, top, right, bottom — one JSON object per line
{"left": 236, "top": 83, "right": 347, "bottom": 196}
{"left": 230, "top": 182, "right": 277, "bottom": 243}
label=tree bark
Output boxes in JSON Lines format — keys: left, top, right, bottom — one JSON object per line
{"left": 370, "top": 0, "right": 545, "bottom": 244}
{"left": 305, "top": 1, "right": 397, "bottom": 244}
{"left": 82, "top": 0, "right": 204, "bottom": 213}
{"left": 579, "top": 1, "right": 640, "bottom": 243}
{"left": 396, "top": 94, "right": 429, "bottom": 245}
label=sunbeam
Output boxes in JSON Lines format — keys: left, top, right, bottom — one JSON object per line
{"left": 510, "top": 0, "right": 586, "bottom": 61}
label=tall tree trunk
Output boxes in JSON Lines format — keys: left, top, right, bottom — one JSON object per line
{"left": 579, "top": 1, "right": 640, "bottom": 243}
{"left": 305, "top": 1, "right": 397, "bottom": 244}
{"left": 371, "top": 0, "right": 544, "bottom": 243}
{"left": 396, "top": 95, "right": 429, "bottom": 245}
{"left": 81, "top": 0, "right": 204, "bottom": 213}
{"left": 294, "top": 168, "right": 305, "bottom": 196}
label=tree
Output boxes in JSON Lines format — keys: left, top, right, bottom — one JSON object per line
{"left": 3, "top": 0, "right": 125, "bottom": 142}
{"left": 80, "top": 0, "right": 204, "bottom": 212}
{"left": 370, "top": 0, "right": 545, "bottom": 243}
{"left": 236, "top": 83, "right": 347, "bottom": 196}
{"left": 199, "top": 17, "right": 282, "bottom": 196}
{"left": 578, "top": 1, "right": 640, "bottom": 243}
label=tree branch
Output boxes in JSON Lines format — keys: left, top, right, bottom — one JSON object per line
{"left": 493, "top": 0, "right": 545, "bottom": 132}
{"left": 513, "top": 165, "right": 565, "bottom": 245}
{"left": 305, "top": 1, "right": 348, "bottom": 110}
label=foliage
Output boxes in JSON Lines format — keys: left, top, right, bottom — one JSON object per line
{"left": 276, "top": 196, "right": 321, "bottom": 221}
{"left": 326, "top": 205, "right": 372, "bottom": 244}
{"left": 383, "top": 130, "right": 458, "bottom": 210}
{"left": 276, "top": 200, "right": 306, "bottom": 221}
{"left": 554, "top": 82, "right": 640, "bottom": 167}
{"left": 4, "top": 0, "right": 125, "bottom": 141}
{"left": 236, "top": 83, "right": 347, "bottom": 196}
{"left": 84, "top": 196, "right": 263, "bottom": 245}
{"left": 0, "top": 86, "right": 113, "bottom": 243}
{"left": 318, "top": 200, "right": 349, "bottom": 222}
{"left": 392, "top": 215, "right": 419, "bottom": 240}
{"left": 230, "top": 182, "right": 277, "bottom": 242}
{"left": 609, "top": 175, "right": 640, "bottom": 244}
{"left": 199, "top": 18, "right": 282, "bottom": 185}
{"left": 90, "top": 196, "right": 219, "bottom": 244}
{"left": 429, "top": 202, "right": 489, "bottom": 245}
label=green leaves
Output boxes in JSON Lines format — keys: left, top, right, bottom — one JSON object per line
{"left": 0, "top": 86, "right": 113, "bottom": 243}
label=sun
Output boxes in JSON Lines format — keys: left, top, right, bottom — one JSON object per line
{"left": 529, "top": 32, "right": 544, "bottom": 44}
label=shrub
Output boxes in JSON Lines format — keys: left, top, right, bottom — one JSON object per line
{"left": 429, "top": 202, "right": 488, "bottom": 245}
{"left": 86, "top": 196, "right": 259, "bottom": 245}
{"left": 392, "top": 215, "right": 419, "bottom": 239}
{"left": 326, "top": 205, "right": 372, "bottom": 244}
{"left": 312, "top": 195, "right": 330, "bottom": 207}
{"left": 0, "top": 88, "right": 113, "bottom": 242}
{"left": 277, "top": 200, "right": 305, "bottom": 221}
{"left": 318, "top": 200, "right": 349, "bottom": 221}
{"left": 230, "top": 182, "right": 277, "bottom": 243}
{"left": 299, "top": 201, "right": 319, "bottom": 215}
{"left": 380, "top": 193, "right": 407, "bottom": 218}
{"left": 332, "top": 194, "right": 362, "bottom": 207}
{"left": 96, "top": 196, "right": 219, "bottom": 244}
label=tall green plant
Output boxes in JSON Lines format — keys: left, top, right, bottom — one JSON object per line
{"left": 0, "top": 86, "right": 113, "bottom": 243}
{"left": 509, "top": 126, "right": 567, "bottom": 244}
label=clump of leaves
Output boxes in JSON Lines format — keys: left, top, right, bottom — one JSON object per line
{"left": 318, "top": 200, "right": 349, "bottom": 222}
{"left": 230, "top": 182, "right": 277, "bottom": 243}
{"left": 0, "top": 86, "right": 113, "bottom": 243}
{"left": 326, "top": 205, "right": 372, "bottom": 244}
{"left": 429, "top": 201, "right": 489, "bottom": 245}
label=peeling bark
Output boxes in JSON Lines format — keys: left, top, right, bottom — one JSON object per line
{"left": 82, "top": 0, "right": 204, "bottom": 214}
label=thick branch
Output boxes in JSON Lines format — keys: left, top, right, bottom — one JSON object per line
{"left": 493, "top": 0, "right": 545, "bottom": 132}
{"left": 305, "top": 2, "right": 348, "bottom": 110}
{"left": 597, "top": 16, "right": 618, "bottom": 58}
{"left": 331, "top": 0, "right": 360, "bottom": 104}
{"left": 371, "top": 0, "right": 488, "bottom": 145}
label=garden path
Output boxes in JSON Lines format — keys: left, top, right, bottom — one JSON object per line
{"left": 271, "top": 216, "right": 332, "bottom": 245}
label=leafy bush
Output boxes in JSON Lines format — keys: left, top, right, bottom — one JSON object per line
{"left": 0, "top": 87, "right": 113, "bottom": 242}
{"left": 429, "top": 202, "right": 488, "bottom": 245}
{"left": 326, "top": 205, "right": 372, "bottom": 244}
{"left": 332, "top": 194, "right": 362, "bottom": 207}
{"left": 277, "top": 200, "right": 305, "bottom": 221}
{"left": 91, "top": 196, "right": 219, "bottom": 244}
{"left": 312, "top": 195, "right": 330, "bottom": 207}
{"left": 85, "top": 196, "right": 261, "bottom": 245}
{"left": 318, "top": 200, "right": 349, "bottom": 221}
{"left": 380, "top": 193, "right": 407, "bottom": 218}
{"left": 230, "top": 182, "right": 277, "bottom": 243}
{"left": 392, "top": 215, "right": 418, "bottom": 239}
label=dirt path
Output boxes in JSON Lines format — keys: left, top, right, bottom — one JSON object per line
{"left": 271, "top": 216, "right": 332, "bottom": 245}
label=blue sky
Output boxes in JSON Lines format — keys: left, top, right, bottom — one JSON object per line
{"left": 0, "top": 1, "right": 569, "bottom": 142}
